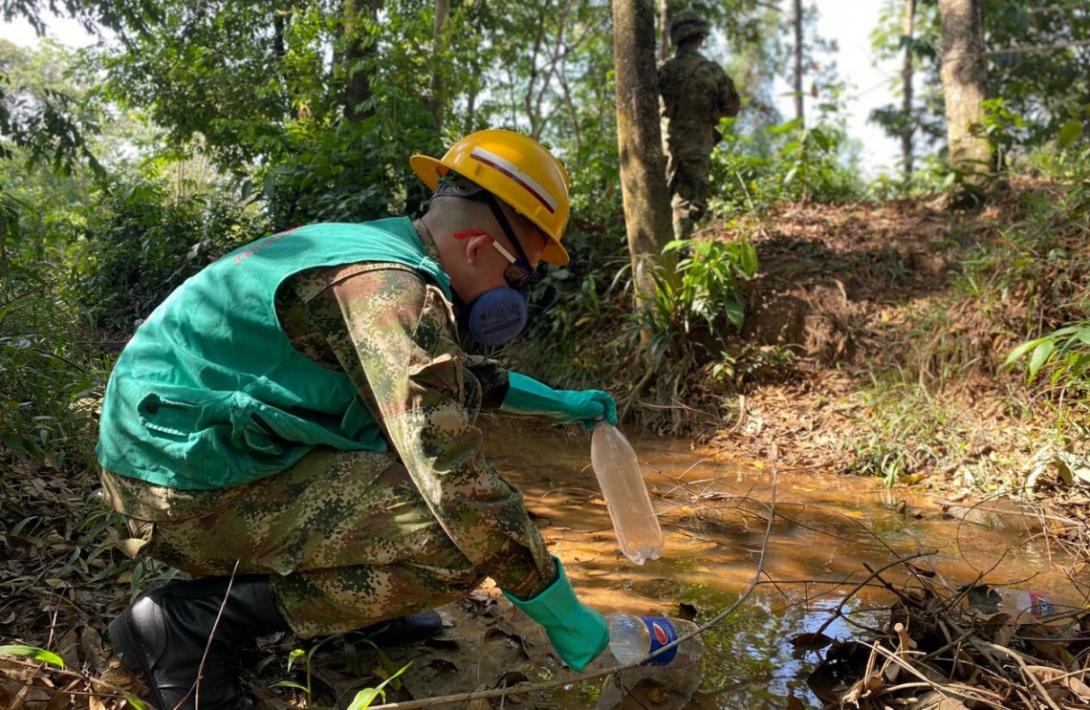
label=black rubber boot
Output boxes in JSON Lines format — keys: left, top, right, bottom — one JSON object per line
{"left": 359, "top": 610, "right": 443, "bottom": 646}
{"left": 109, "top": 575, "right": 289, "bottom": 710}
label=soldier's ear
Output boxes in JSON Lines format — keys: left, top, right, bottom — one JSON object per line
{"left": 457, "top": 231, "right": 493, "bottom": 267}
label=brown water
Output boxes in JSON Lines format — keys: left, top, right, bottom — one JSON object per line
{"left": 482, "top": 426, "right": 1083, "bottom": 708}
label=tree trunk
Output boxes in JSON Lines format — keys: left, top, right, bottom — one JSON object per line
{"left": 273, "top": 12, "right": 286, "bottom": 60}
{"left": 611, "top": 0, "right": 677, "bottom": 319}
{"left": 340, "top": 0, "right": 380, "bottom": 123}
{"left": 937, "top": 0, "right": 990, "bottom": 178}
{"left": 901, "top": 0, "right": 916, "bottom": 179}
{"left": 793, "top": 0, "right": 804, "bottom": 125}
{"left": 658, "top": 0, "right": 669, "bottom": 62}
{"left": 429, "top": 0, "right": 449, "bottom": 133}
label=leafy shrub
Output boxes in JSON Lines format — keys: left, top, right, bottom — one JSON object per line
{"left": 710, "top": 117, "right": 865, "bottom": 216}
{"left": 646, "top": 237, "right": 759, "bottom": 339}
{"left": 0, "top": 257, "right": 100, "bottom": 468}
{"left": 69, "top": 178, "right": 266, "bottom": 331}
{"left": 262, "top": 112, "right": 440, "bottom": 231}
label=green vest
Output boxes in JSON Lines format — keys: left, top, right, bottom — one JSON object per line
{"left": 96, "top": 218, "right": 452, "bottom": 490}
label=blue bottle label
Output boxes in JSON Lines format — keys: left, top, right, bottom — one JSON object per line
{"left": 641, "top": 616, "right": 679, "bottom": 666}
{"left": 1030, "top": 592, "right": 1055, "bottom": 617}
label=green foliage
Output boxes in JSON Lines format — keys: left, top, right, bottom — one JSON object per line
{"left": 975, "top": 98, "right": 1028, "bottom": 170}
{"left": 70, "top": 176, "right": 265, "bottom": 331}
{"left": 0, "top": 188, "right": 101, "bottom": 468}
{"left": 630, "top": 236, "right": 760, "bottom": 419}
{"left": 711, "top": 343, "right": 796, "bottom": 389}
{"left": 1, "top": 39, "right": 105, "bottom": 176}
{"left": 651, "top": 237, "right": 759, "bottom": 336}
{"left": 0, "top": 644, "right": 65, "bottom": 668}
{"left": 1006, "top": 322, "right": 1090, "bottom": 389}
{"left": 953, "top": 146, "right": 1090, "bottom": 337}
{"left": 346, "top": 661, "right": 411, "bottom": 709}
{"left": 712, "top": 117, "right": 865, "bottom": 213}
{"left": 984, "top": 0, "right": 1090, "bottom": 148}
{"left": 868, "top": 0, "right": 945, "bottom": 162}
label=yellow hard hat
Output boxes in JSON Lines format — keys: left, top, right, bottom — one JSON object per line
{"left": 410, "top": 129, "right": 571, "bottom": 266}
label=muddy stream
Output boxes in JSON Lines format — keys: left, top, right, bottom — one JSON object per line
{"left": 377, "top": 426, "right": 1079, "bottom": 708}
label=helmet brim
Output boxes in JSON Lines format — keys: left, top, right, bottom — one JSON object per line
{"left": 410, "top": 153, "right": 571, "bottom": 266}
{"left": 410, "top": 154, "right": 447, "bottom": 191}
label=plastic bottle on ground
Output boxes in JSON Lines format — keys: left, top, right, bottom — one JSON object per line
{"left": 590, "top": 423, "right": 664, "bottom": 565}
{"left": 993, "top": 587, "right": 1056, "bottom": 621}
{"left": 597, "top": 614, "right": 703, "bottom": 710}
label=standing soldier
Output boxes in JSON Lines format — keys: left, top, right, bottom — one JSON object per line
{"left": 659, "top": 8, "right": 741, "bottom": 239}
{"left": 98, "top": 129, "right": 615, "bottom": 709}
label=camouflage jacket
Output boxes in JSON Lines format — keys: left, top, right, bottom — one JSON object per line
{"left": 271, "top": 225, "right": 553, "bottom": 580}
{"left": 658, "top": 46, "right": 740, "bottom": 146}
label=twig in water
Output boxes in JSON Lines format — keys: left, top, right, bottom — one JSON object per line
{"left": 813, "top": 550, "right": 937, "bottom": 638}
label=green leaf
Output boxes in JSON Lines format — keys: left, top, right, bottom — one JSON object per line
{"left": 286, "top": 648, "right": 306, "bottom": 674}
{"left": 724, "top": 299, "right": 745, "bottom": 328}
{"left": 124, "top": 692, "right": 150, "bottom": 710}
{"left": 270, "top": 680, "right": 311, "bottom": 694}
{"left": 1057, "top": 119, "right": 1084, "bottom": 148}
{"left": 769, "top": 117, "right": 803, "bottom": 135}
{"left": 346, "top": 662, "right": 412, "bottom": 710}
{"left": 0, "top": 645, "right": 65, "bottom": 668}
{"left": 1028, "top": 340, "right": 1055, "bottom": 380}
{"left": 661, "top": 239, "right": 690, "bottom": 254}
{"left": 347, "top": 688, "right": 385, "bottom": 709}
{"left": 1004, "top": 337, "right": 1044, "bottom": 366}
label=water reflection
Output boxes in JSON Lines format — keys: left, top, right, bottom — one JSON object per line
{"left": 482, "top": 422, "right": 1076, "bottom": 708}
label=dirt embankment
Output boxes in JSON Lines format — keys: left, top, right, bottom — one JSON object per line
{"left": 700, "top": 186, "right": 1088, "bottom": 510}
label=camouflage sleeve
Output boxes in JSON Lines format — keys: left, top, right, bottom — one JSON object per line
{"left": 714, "top": 63, "right": 741, "bottom": 118}
{"left": 309, "top": 264, "right": 555, "bottom": 595}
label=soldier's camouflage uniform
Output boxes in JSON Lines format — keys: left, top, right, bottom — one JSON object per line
{"left": 658, "top": 46, "right": 740, "bottom": 239}
{"left": 100, "top": 224, "right": 554, "bottom": 638}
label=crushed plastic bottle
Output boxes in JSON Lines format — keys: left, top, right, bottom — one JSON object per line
{"left": 597, "top": 615, "right": 703, "bottom": 710}
{"left": 590, "top": 423, "right": 664, "bottom": 564}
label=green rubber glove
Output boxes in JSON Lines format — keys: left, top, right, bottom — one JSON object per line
{"left": 501, "top": 372, "right": 618, "bottom": 429}
{"left": 503, "top": 558, "right": 609, "bottom": 671}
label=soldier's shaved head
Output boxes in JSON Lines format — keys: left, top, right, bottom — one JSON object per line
{"left": 418, "top": 176, "right": 547, "bottom": 309}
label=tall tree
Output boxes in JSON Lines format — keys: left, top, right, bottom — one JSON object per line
{"left": 901, "top": 0, "right": 916, "bottom": 178}
{"left": 937, "top": 0, "right": 990, "bottom": 178}
{"left": 658, "top": 0, "right": 670, "bottom": 62}
{"left": 792, "top": 0, "right": 804, "bottom": 124}
{"left": 611, "top": 0, "right": 676, "bottom": 318}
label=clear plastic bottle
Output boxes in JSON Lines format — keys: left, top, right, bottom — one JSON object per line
{"left": 597, "top": 615, "right": 703, "bottom": 710}
{"left": 606, "top": 614, "right": 702, "bottom": 666}
{"left": 994, "top": 587, "right": 1056, "bottom": 620}
{"left": 590, "top": 423, "right": 664, "bottom": 564}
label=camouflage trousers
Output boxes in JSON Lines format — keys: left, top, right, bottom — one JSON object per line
{"left": 100, "top": 450, "right": 543, "bottom": 638}
{"left": 665, "top": 148, "right": 712, "bottom": 240}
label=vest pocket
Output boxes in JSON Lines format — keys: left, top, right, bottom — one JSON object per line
{"left": 138, "top": 392, "right": 209, "bottom": 441}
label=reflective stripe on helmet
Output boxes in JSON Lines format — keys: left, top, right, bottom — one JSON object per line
{"left": 470, "top": 147, "right": 559, "bottom": 214}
